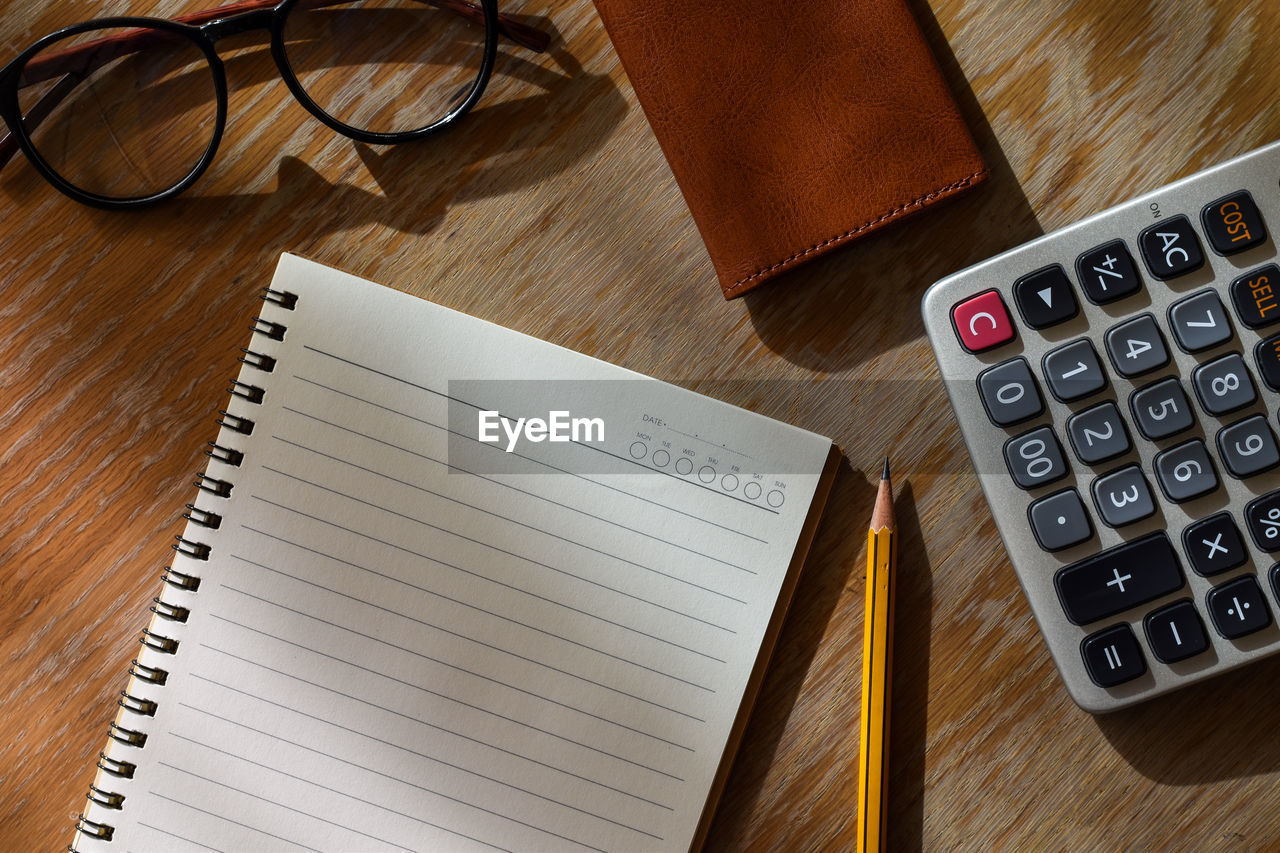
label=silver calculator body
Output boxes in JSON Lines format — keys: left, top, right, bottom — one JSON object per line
{"left": 922, "top": 141, "right": 1280, "bottom": 712}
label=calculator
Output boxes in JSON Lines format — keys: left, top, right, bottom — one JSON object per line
{"left": 922, "top": 141, "right": 1280, "bottom": 712}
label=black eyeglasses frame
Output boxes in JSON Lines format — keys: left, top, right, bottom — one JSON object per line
{"left": 0, "top": 0, "right": 504, "bottom": 209}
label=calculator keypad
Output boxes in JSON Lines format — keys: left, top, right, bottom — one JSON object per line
{"left": 1207, "top": 576, "right": 1272, "bottom": 638}
{"left": 1091, "top": 465, "right": 1156, "bottom": 527}
{"left": 1228, "top": 265, "right": 1280, "bottom": 330}
{"left": 924, "top": 143, "right": 1280, "bottom": 711}
{"left": 1042, "top": 339, "right": 1107, "bottom": 401}
{"left": 1181, "top": 512, "right": 1247, "bottom": 576}
{"left": 1028, "top": 489, "right": 1093, "bottom": 552}
{"left": 1105, "top": 315, "right": 1170, "bottom": 377}
{"left": 1168, "top": 290, "right": 1232, "bottom": 353}
{"left": 1055, "top": 533, "right": 1183, "bottom": 625}
{"left": 1014, "top": 265, "right": 1079, "bottom": 329}
{"left": 1201, "top": 191, "right": 1267, "bottom": 256}
{"left": 1081, "top": 624, "right": 1146, "bottom": 687}
{"left": 977, "top": 358, "right": 1043, "bottom": 426}
{"left": 1066, "top": 402, "right": 1131, "bottom": 464}
{"left": 1191, "top": 353, "right": 1256, "bottom": 415}
{"left": 1216, "top": 415, "right": 1279, "bottom": 478}
{"left": 1004, "top": 426, "right": 1068, "bottom": 489}
{"left": 1139, "top": 215, "right": 1205, "bottom": 279}
{"left": 1143, "top": 600, "right": 1209, "bottom": 663}
{"left": 1076, "top": 240, "right": 1142, "bottom": 304}
{"left": 1153, "top": 440, "right": 1218, "bottom": 503}
{"left": 1130, "top": 378, "right": 1195, "bottom": 440}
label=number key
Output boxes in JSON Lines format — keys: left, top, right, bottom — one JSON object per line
{"left": 1217, "top": 415, "right": 1280, "bottom": 479}
{"left": 1042, "top": 339, "right": 1107, "bottom": 402}
{"left": 1168, "top": 290, "right": 1232, "bottom": 353}
{"left": 977, "top": 357, "right": 1043, "bottom": 426}
{"left": 1130, "top": 377, "right": 1195, "bottom": 441}
{"left": 1004, "top": 426, "right": 1068, "bottom": 490}
{"left": 1153, "top": 439, "right": 1218, "bottom": 502}
{"left": 1191, "top": 353, "right": 1256, "bottom": 416}
{"left": 1105, "top": 314, "right": 1170, "bottom": 377}
{"left": 1091, "top": 465, "right": 1156, "bottom": 528}
{"left": 1066, "top": 402, "right": 1131, "bottom": 464}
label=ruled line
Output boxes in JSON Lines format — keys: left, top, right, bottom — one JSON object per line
{"left": 242, "top": 524, "right": 726, "bottom": 663}
{"left": 230, "top": 552, "right": 715, "bottom": 692}
{"left": 210, "top": 595, "right": 703, "bottom": 740}
{"left": 221, "top": 584, "right": 707, "bottom": 721}
{"left": 281, "top": 404, "right": 763, "bottom": 563}
{"left": 272, "top": 430, "right": 756, "bottom": 576}
{"left": 300, "top": 345, "right": 780, "bottom": 515}
{"left": 159, "top": 763, "right": 452, "bottom": 851}
{"left": 184, "top": 676, "right": 668, "bottom": 837}
{"left": 248, "top": 493, "right": 741, "bottom": 630}
{"left": 136, "top": 822, "right": 223, "bottom": 852}
{"left": 147, "top": 792, "right": 320, "bottom": 851}
{"left": 293, "top": 373, "right": 769, "bottom": 542}
{"left": 260, "top": 465, "right": 750, "bottom": 605}
{"left": 191, "top": 645, "right": 675, "bottom": 809}
{"left": 170, "top": 733, "right": 612, "bottom": 852}
{"left": 198, "top": 641, "right": 686, "bottom": 780}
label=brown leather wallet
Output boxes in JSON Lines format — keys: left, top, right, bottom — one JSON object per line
{"left": 592, "top": 0, "right": 988, "bottom": 298}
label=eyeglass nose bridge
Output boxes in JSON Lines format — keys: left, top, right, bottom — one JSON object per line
{"left": 198, "top": 7, "right": 277, "bottom": 43}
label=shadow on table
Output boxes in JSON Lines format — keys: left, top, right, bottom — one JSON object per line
{"left": 741, "top": 0, "right": 1042, "bottom": 375}
{"left": 1095, "top": 649, "right": 1280, "bottom": 784}
{"left": 886, "top": 480, "right": 933, "bottom": 852}
{"left": 706, "top": 463, "right": 936, "bottom": 850}
{"left": 1, "top": 21, "right": 624, "bottom": 242}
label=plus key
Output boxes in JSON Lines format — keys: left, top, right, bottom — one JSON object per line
{"left": 1055, "top": 533, "right": 1185, "bottom": 625}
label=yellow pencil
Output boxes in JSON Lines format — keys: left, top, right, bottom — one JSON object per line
{"left": 858, "top": 457, "right": 897, "bottom": 853}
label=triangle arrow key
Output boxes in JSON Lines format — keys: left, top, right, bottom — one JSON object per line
{"left": 1013, "top": 266, "right": 1078, "bottom": 329}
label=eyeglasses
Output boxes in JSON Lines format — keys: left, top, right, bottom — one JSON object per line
{"left": 0, "top": 0, "right": 549, "bottom": 208}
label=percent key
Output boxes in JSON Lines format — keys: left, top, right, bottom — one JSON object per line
{"left": 1245, "top": 489, "right": 1280, "bottom": 551}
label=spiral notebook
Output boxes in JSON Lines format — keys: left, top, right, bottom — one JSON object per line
{"left": 71, "top": 253, "right": 838, "bottom": 853}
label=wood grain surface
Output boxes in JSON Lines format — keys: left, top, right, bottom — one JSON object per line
{"left": 3, "top": 0, "right": 1280, "bottom": 850}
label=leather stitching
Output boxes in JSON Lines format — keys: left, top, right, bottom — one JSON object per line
{"left": 724, "top": 167, "right": 990, "bottom": 296}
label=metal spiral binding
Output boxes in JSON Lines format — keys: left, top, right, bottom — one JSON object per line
{"left": 194, "top": 472, "right": 233, "bottom": 498}
{"left": 183, "top": 502, "right": 222, "bottom": 529}
{"left": 239, "top": 347, "right": 277, "bottom": 372}
{"left": 161, "top": 567, "right": 201, "bottom": 592}
{"left": 205, "top": 441, "right": 244, "bottom": 467}
{"left": 72, "top": 291, "right": 294, "bottom": 849}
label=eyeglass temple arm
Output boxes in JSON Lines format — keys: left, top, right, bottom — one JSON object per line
{"left": 0, "top": 0, "right": 549, "bottom": 171}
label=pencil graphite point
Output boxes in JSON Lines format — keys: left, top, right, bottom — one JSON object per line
{"left": 881, "top": 456, "right": 890, "bottom": 481}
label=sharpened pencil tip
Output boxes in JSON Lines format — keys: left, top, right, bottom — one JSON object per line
{"left": 881, "top": 456, "right": 890, "bottom": 481}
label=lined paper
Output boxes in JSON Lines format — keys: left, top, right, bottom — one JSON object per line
{"left": 76, "top": 255, "right": 833, "bottom": 852}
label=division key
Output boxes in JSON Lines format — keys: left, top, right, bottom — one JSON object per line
{"left": 1055, "top": 532, "right": 1184, "bottom": 625}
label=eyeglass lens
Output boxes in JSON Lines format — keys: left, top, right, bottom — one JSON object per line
{"left": 281, "top": 0, "right": 490, "bottom": 136}
{"left": 18, "top": 27, "right": 219, "bottom": 200}
{"left": 12, "top": 0, "right": 493, "bottom": 201}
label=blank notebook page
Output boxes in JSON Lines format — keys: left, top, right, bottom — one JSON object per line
{"left": 74, "top": 254, "right": 834, "bottom": 853}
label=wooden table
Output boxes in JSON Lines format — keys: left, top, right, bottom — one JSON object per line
{"left": 4, "top": 0, "right": 1280, "bottom": 849}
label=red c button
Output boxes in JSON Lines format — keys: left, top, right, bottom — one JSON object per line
{"left": 952, "top": 290, "right": 1015, "bottom": 353}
